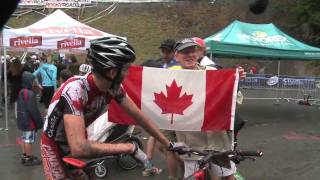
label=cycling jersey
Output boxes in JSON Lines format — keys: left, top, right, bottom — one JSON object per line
{"left": 168, "top": 65, "right": 183, "bottom": 70}
{"left": 41, "top": 72, "right": 126, "bottom": 179}
{"left": 168, "top": 63, "right": 209, "bottom": 70}
{"left": 161, "top": 59, "right": 179, "bottom": 69}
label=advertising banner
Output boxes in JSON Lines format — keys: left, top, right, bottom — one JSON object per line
{"left": 57, "top": 37, "right": 85, "bottom": 49}
{"left": 2, "top": 10, "right": 122, "bottom": 52}
{"left": 10, "top": 36, "right": 43, "bottom": 48}
{"left": 45, "top": 0, "right": 91, "bottom": 8}
{"left": 94, "top": 0, "right": 172, "bottom": 2}
{"left": 19, "top": 0, "right": 45, "bottom": 6}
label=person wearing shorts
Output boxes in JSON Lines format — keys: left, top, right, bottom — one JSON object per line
{"left": 17, "top": 71, "right": 43, "bottom": 166}
{"left": 180, "top": 131, "right": 237, "bottom": 179}
{"left": 173, "top": 38, "right": 238, "bottom": 180}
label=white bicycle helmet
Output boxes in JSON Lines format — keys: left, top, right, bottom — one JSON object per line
{"left": 79, "top": 64, "right": 92, "bottom": 74}
{"left": 86, "top": 37, "right": 136, "bottom": 99}
{"left": 87, "top": 37, "right": 135, "bottom": 70}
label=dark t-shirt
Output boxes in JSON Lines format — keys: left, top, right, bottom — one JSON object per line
{"left": 55, "top": 63, "right": 66, "bottom": 81}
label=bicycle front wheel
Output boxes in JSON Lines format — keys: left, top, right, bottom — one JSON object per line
{"left": 117, "top": 136, "right": 143, "bottom": 170}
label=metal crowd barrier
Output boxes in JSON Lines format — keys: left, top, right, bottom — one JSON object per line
{"left": 239, "top": 74, "right": 320, "bottom": 104}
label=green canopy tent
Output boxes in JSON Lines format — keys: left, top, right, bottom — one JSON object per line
{"left": 205, "top": 20, "right": 320, "bottom": 61}
{"left": 205, "top": 20, "right": 320, "bottom": 104}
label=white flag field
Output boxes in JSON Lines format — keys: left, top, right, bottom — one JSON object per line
{"left": 109, "top": 66, "right": 239, "bottom": 131}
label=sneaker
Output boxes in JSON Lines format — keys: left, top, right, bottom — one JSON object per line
{"left": 21, "top": 155, "right": 27, "bottom": 164}
{"left": 23, "top": 156, "right": 42, "bottom": 166}
{"left": 142, "top": 166, "right": 163, "bottom": 177}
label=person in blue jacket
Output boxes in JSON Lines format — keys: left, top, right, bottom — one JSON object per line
{"left": 33, "top": 55, "right": 57, "bottom": 109}
{"left": 17, "top": 71, "right": 43, "bottom": 166}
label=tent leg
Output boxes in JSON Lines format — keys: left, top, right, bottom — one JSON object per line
{"left": 3, "top": 47, "right": 8, "bottom": 131}
{"left": 274, "top": 61, "right": 281, "bottom": 105}
{"left": 277, "top": 61, "right": 280, "bottom": 76}
{"left": 0, "top": 48, "right": 2, "bottom": 130}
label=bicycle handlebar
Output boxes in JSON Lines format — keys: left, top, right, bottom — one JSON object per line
{"left": 236, "top": 150, "right": 263, "bottom": 157}
{"left": 172, "top": 147, "right": 263, "bottom": 165}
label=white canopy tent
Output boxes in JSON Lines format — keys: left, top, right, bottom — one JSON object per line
{"left": 1, "top": 9, "right": 122, "bottom": 130}
{"left": 2, "top": 9, "right": 122, "bottom": 52}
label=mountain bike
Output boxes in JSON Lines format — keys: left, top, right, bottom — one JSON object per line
{"left": 63, "top": 124, "right": 143, "bottom": 179}
{"left": 297, "top": 94, "right": 320, "bottom": 109}
{"left": 171, "top": 147, "right": 263, "bottom": 180}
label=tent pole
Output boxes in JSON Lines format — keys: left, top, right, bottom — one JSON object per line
{"left": 3, "top": 46, "right": 8, "bottom": 130}
{"left": 275, "top": 60, "right": 281, "bottom": 105}
{"left": 0, "top": 47, "right": 2, "bottom": 130}
{"left": 277, "top": 60, "right": 280, "bottom": 76}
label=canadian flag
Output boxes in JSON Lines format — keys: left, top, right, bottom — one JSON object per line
{"left": 109, "top": 66, "right": 239, "bottom": 131}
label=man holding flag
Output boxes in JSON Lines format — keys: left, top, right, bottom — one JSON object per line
{"left": 171, "top": 38, "right": 238, "bottom": 180}
{"left": 109, "top": 38, "right": 240, "bottom": 180}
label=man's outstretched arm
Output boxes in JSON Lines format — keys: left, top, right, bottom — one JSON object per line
{"left": 64, "top": 114, "right": 135, "bottom": 157}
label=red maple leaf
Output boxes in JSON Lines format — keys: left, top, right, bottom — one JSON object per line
{"left": 154, "top": 80, "right": 193, "bottom": 124}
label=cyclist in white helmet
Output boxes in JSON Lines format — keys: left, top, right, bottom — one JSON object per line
{"left": 79, "top": 63, "right": 92, "bottom": 76}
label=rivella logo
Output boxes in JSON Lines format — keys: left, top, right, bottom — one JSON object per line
{"left": 57, "top": 37, "right": 85, "bottom": 49}
{"left": 10, "top": 36, "right": 42, "bottom": 47}
{"left": 29, "top": 26, "right": 103, "bottom": 36}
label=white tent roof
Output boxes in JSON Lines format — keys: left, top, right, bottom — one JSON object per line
{"left": 2, "top": 9, "right": 122, "bottom": 53}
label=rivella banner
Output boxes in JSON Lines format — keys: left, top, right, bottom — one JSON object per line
{"left": 19, "top": 0, "right": 45, "bottom": 6}
{"left": 94, "top": 0, "right": 173, "bottom": 2}
{"left": 19, "top": 0, "right": 92, "bottom": 8}
{"left": 45, "top": 0, "right": 92, "bottom": 8}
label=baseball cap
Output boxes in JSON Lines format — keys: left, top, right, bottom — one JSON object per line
{"left": 192, "top": 37, "right": 206, "bottom": 48}
{"left": 174, "top": 38, "right": 199, "bottom": 52}
{"left": 159, "top": 39, "right": 176, "bottom": 51}
{"left": 31, "top": 55, "right": 37, "bottom": 60}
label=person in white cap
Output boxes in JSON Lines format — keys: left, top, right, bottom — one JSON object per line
{"left": 172, "top": 38, "right": 238, "bottom": 180}
{"left": 192, "top": 37, "right": 216, "bottom": 67}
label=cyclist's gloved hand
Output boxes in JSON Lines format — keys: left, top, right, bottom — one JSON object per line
{"left": 230, "top": 154, "right": 247, "bottom": 164}
{"left": 168, "top": 142, "right": 187, "bottom": 154}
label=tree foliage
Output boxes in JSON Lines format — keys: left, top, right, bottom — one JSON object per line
{"left": 294, "top": 0, "right": 320, "bottom": 46}
{"left": 293, "top": 0, "right": 320, "bottom": 74}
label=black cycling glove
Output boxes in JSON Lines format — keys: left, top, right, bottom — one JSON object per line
{"left": 168, "top": 142, "right": 187, "bottom": 154}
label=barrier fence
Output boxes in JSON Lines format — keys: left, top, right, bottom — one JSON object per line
{"left": 239, "top": 74, "right": 320, "bottom": 104}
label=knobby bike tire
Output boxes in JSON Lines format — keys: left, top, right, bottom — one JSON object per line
{"left": 117, "top": 136, "right": 143, "bottom": 170}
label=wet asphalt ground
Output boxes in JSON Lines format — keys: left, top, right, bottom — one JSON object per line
{"left": 0, "top": 95, "right": 320, "bottom": 180}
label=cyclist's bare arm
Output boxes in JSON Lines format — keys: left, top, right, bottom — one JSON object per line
{"left": 64, "top": 114, "right": 135, "bottom": 157}
{"left": 119, "top": 95, "right": 171, "bottom": 149}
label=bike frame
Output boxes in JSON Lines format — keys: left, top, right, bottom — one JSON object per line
{"left": 186, "top": 167, "right": 246, "bottom": 180}
{"left": 185, "top": 164, "right": 208, "bottom": 180}
{"left": 173, "top": 149, "right": 262, "bottom": 180}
